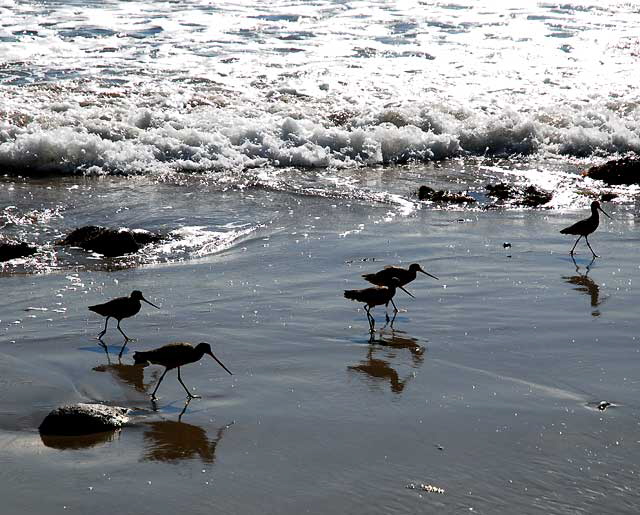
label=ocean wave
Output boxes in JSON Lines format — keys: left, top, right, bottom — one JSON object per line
{"left": 1, "top": 97, "right": 639, "bottom": 178}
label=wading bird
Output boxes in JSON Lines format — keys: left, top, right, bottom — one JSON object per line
{"left": 560, "top": 201, "right": 612, "bottom": 258}
{"left": 134, "top": 342, "right": 232, "bottom": 400}
{"left": 344, "top": 277, "right": 413, "bottom": 332}
{"left": 89, "top": 290, "right": 160, "bottom": 341}
{"left": 362, "top": 263, "right": 438, "bottom": 314}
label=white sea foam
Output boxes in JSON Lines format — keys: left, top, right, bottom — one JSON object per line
{"left": 0, "top": 0, "right": 639, "bottom": 210}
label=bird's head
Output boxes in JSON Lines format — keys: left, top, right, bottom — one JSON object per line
{"left": 196, "top": 342, "right": 233, "bottom": 375}
{"left": 591, "top": 200, "right": 612, "bottom": 219}
{"left": 131, "top": 290, "right": 160, "bottom": 309}
{"left": 409, "top": 263, "right": 439, "bottom": 280}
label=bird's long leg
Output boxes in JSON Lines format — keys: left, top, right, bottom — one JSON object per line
{"left": 151, "top": 368, "right": 169, "bottom": 400}
{"left": 389, "top": 306, "right": 398, "bottom": 329}
{"left": 178, "top": 398, "right": 192, "bottom": 421}
{"left": 585, "top": 235, "right": 599, "bottom": 258}
{"left": 98, "top": 339, "right": 111, "bottom": 364}
{"left": 365, "top": 305, "right": 375, "bottom": 333}
{"left": 97, "top": 316, "right": 110, "bottom": 339}
{"left": 390, "top": 298, "right": 399, "bottom": 322}
{"left": 116, "top": 319, "right": 132, "bottom": 341}
{"left": 384, "top": 301, "right": 391, "bottom": 324}
{"left": 118, "top": 340, "right": 128, "bottom": 359}
{"left": 178, "top": 367, "right": 200, "bottom": 399}
{"left": 569, "top": 235, "right": 582, "bottom": 255}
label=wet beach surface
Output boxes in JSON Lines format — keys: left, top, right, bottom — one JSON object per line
{"left": 2, "top": 177, "right": 640, "bottom": 514}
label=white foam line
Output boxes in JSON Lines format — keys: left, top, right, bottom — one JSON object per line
{"left": 432, "top": 357, "right": 586, "bottom": 403}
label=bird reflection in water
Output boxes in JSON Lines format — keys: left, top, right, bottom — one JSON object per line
{"left": 93, "top": 360, "right": 160, "bottom": 394}
{"left": 142, "top": 400, "right": 233, "bottom": 464}
{"left": 563, "top": 256, "right": 606, "bottom": 317}
{"left": 348, "top": 331, "right": 425, "bottom": 394}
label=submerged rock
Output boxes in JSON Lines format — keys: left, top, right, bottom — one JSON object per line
{"left": 583, "top": 156, "right": 640, "bottom": 185}
{"left": 416, "top": 185, "right": 476, "bottom": 204}
{"left": 485, "top": 183, "right": 552, "bottom": 207}
{"left": 58, "top": 225, "right": 163, "bottom": 257}
{"left": 39, "top": 403, "right": 130, "bottom": 436}
{"left": 485, "top": 183, "right": 515, "bottom": 201}
{"left": 0, "top": 241, "right": 37, "bottom": 262}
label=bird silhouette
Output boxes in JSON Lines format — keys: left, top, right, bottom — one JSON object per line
{"left": 344, "top": 277, "right": 413, "bottom": 332}
{"left": 89, "top": 290, "right": 159, "bottom": 343}
{"left": 362, "top": 263, "right": 438, "bottom": 316}
{"left": 560, "top": 201, "right": 612, "bottom": 257}
{"left": 134, "top": 342, "right": 232, "bottom": 400}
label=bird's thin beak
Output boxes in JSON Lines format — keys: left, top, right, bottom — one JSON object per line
{"left": 141, "top": 296, "right": 160, "bottom": 309}
{"left": 399, "top": 286, "right": 415, "bottom": 298}
{"left": 419, "top": 269, "right": 439, "bottom": 280}
{"left": 206, "top": 350, "right": 233, "bottom": 375}
{"left": 598, "top": 206, "right": 613, "bottom": 220}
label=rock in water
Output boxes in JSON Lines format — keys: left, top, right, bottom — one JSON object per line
{"left": 485, "top": 183, "right": 552, "bottom": 207}
{"left": 416, "top": 185, "right": 475, "bottom": 204}
{"left": 58, "top": 226, "right": 163, "bottom": 257}
{"left": 0, "top": 241, "right": 37, "bottom": 262}
{"left": 583, "top": 156, "right": 640, "bottom": 186}
{"left": 39, "top": 403, "right": 130, "bottom": 435}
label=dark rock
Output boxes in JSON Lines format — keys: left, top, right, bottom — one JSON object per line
{"left": 39, "top": 403, "right": 130, "bottom": 436}
{"left": 0, "top": 241, "right": 37, "bottom": 262}
{"left": 583, "top": 156, "right": 640, "bottom": 185}
{"left": 520, "top": 185, "right": 553, "bottom": 207}
{"left": 485, "top": 183, "right": 552, "bottom": 207}
{"left": 597, "top": 401, "right": 612, "bottom": 411}
{"left": 58, "top": 226, "right": 163, "bottom": 257}
{"left": 600, "top": 192, "right": 618, "bottom": 202}
{"left": 417, "top": 185, "right": 476, "bottom": 204}
{"left": 485, "top": 183, "right": 515, "bottom": 201}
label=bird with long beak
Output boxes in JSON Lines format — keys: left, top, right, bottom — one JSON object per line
{"left": 560, "top": 201, "right": 612, "bottom": 258}
{"left": 362, "top": 263, "right": 438, "bottom": 314}
{"left": 133, "top": 342, "right": 232, "bottom": 400}
{"left": 344, "top": 277, "right": 413, "bottom": 332}
{"left": 89, "top": 290, "right": 160, "bottom": 341}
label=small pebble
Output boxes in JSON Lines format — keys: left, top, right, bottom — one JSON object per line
{"left": 503, "top": 242, "right": 512, "bottom": 248}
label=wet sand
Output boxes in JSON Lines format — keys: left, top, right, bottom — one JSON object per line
{"left": 2, "top": 194, "right": 640, "bottom": 514}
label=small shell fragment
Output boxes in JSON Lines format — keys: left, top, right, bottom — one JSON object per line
{"left": 406, "top": 483, "right": 445, "bottom": 494}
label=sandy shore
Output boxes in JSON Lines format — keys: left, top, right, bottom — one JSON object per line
{"left": 1, "top": 196, "right": 640, "bottom": 514}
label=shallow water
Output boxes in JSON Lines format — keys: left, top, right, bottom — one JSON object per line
{"left": 2, "top": 183, "right": 640, "bottom": 513}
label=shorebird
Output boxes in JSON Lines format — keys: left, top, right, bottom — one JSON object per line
{"left": 89, "top": 290, "right": 160, "bottom": 342}
{"left": 344, "top": 278, "right": 413, "bottom": 332}
{"left": 133, "top": 342, "right": 232, "bottom": 400}
{"left": 362, "top": 263, "right": 437, "bottom": 319}
{"left": 560, "top": 201, "right": 612, "bottom": 257}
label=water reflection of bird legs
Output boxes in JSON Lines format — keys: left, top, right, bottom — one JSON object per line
{"left": 349, "top": 331, "right": 425, "bottom": 393}
{"left": 96, "top": 336, "right": 135, "bottom": 361}
{"left": 564, "top": 255, "right": 605, "bottom": 316}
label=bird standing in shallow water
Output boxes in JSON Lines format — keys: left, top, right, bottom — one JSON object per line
{"left": 560, "top": 201, "right": 612, "bottom": 258}
{"left": 344, "top": 277, "right": 414, "bottom": 332}
{"left": 89, "top": 290, "right": 160, "bottom": 342}
{"left": 362, "top": 263, "right": 438, "bottom": 317}
{"left": 134, "top": 342, "right": 232, "bottom": 400}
